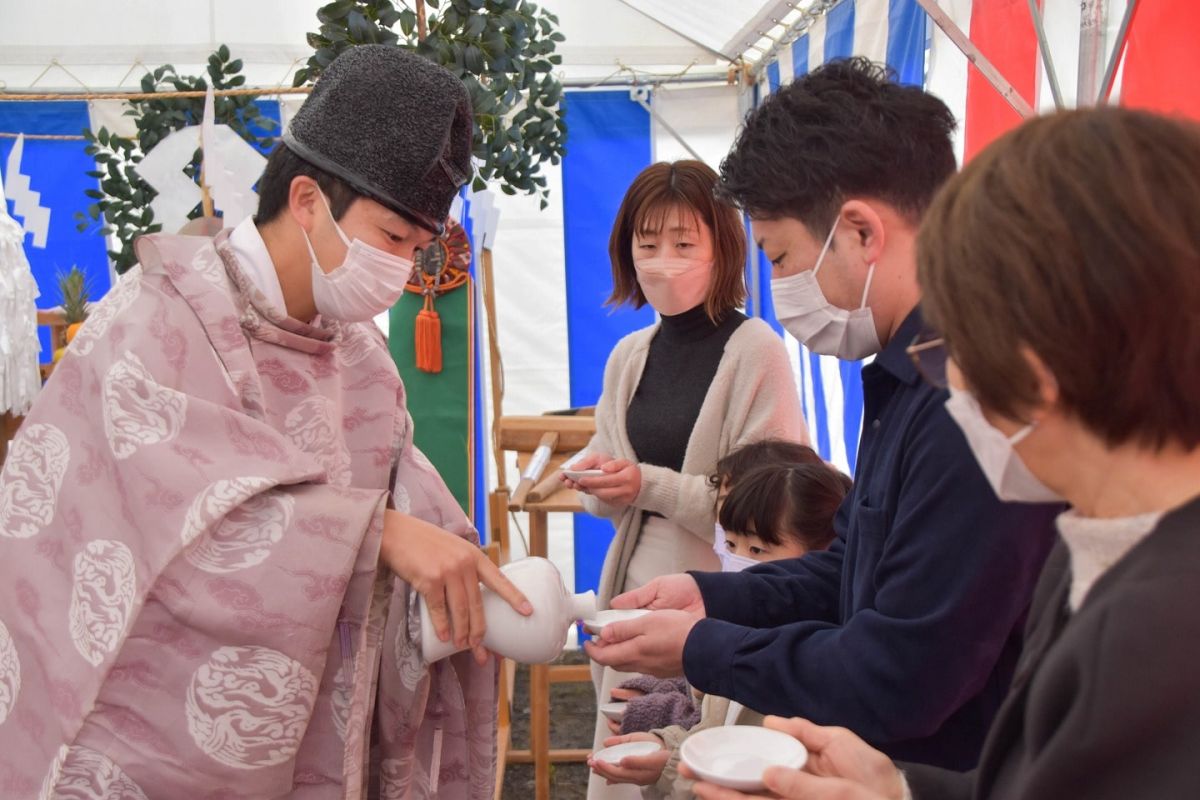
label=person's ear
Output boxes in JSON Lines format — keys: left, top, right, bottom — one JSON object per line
{"left": 839, "top": 200, "right": 885, "bottom": 266}
{"left": 1019, "top": 346, "right": 1060, "bottom": 422}
{"left": 288, "top": 175, "right": 323, "bottom": 233}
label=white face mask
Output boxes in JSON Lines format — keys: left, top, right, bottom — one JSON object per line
{"left": 634, "top": 257, "right": 713, "bottom": 316}
{"left": 712, "top": 523, "right": 761, "bottom": 573}
{"left": 301, "top": 192, "right": 416, "bottom": 323}
{"left": 944, "top": 387, "right": 1063, "bottom": 504}
{"left": 770, "top": 219, "right": 882, "bottom": 359}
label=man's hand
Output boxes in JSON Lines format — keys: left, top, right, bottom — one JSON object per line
{"left": 584, "top": 609, "right": 698, "bottom": 677}
{"left": 680, "top": 716, "right": 906, "bottom": 800}
{"left": 588, "top": 733, "right": 668, "bottom": 787}
{"left": 573, "top": 458, "right": 642, "bottom": 506}
{"left": 611, "top": 573, "right": 706, "bottom": 616}
{"left": 380, "top": 510, "right": 533, "bottom": 664}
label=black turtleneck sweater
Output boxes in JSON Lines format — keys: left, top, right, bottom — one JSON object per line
{"left": 625, "top": 305, "right": 747, "bottom": 472}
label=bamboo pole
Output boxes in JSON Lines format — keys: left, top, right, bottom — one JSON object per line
{"left": 198, "top": 129, "right": 215, "bottom": 218}
{"left": 0, "top": 87, "right": 313, "bottom": 102}
{"left": 479, "top": 247, "right": 508, "bottom": 488}
{"left": 417, "top": 0, "right": 428, "bottom": 41}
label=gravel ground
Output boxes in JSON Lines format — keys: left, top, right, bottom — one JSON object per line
{"left": 501, "top": 650, "right": 595, "bottom": 800}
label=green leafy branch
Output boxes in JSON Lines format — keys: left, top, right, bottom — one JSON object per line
{"left": 297, "top": 0, "right": 567, "bottom": 208}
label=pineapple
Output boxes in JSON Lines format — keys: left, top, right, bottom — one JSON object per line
{"left": 57, "top": 267, "right": 90, "bottom": 352}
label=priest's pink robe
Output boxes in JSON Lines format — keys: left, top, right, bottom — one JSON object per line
{"left": 0, "top": 230, "right": 497, "bottom": 799}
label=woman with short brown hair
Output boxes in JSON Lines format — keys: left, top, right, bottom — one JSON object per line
{"left": 684, "top": 107, "right": 1200, "bottom": 800}
{"left": 563, "top": 160, "right": 808, "bottom": 799}
{"left": 606, "top": 161, "right": 749, "bottom": 322}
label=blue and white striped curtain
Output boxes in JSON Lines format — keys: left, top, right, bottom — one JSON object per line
{"left": 755, "top": 0, "right": 927, "bottom": 475}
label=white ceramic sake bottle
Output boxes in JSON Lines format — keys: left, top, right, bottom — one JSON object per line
{"left": 419, "top": 556, "right": 598, "bottom": 664}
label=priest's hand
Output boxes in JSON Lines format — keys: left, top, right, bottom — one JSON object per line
{"left": 681, "top": 716, "right": 906, "bottom": 800}
{"left": 584, "top": 609, "right": 698, "bottom": 677}
{"left": 612, "top": 573, "right": 706, "bottom": 616}
{"left": 381, "top": 510, "right": 533, "bottom": 664}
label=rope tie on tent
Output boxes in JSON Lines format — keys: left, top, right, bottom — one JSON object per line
{"left": 28, "top": 59, "right": 96, "bottom": 93}
{"left": 0, "top": 132, "right": 85, "bottom": 140}
{"left": 113, "top": 58, "right": 155, "bottom": 90}
{"left": 0, "top": 86, "right": 314, "bottom": 102}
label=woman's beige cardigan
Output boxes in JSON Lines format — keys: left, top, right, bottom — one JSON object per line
{"left": 580, "top": 317, "right": 809, "bottom": 606}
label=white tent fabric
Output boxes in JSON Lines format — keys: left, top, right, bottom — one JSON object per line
{"left": 0, "top": 0, "right": 769, "bottom": 89}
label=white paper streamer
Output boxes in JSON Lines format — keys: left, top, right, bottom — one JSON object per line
{"left": 201, "top": 86, "right": 268, "bottom": 230}
{"left": 137, "top": 91, "right": 268, "bottom": 235}
{"left": 136, "top": 127, "right": 203, "bottom": 234}
{"left": 0, "top": 167, "right": 43, "bottom": 415}
{"left": 4, "top": 135, "right": 50, "bottom": 249}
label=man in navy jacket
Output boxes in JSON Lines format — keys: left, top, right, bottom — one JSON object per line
{"left": 585, "top": 58, "right": 1060, "bottom": 770}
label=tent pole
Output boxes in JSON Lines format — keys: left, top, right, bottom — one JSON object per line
{"left": 1077, "top": 0, "right": 1108, "bottom": 106}
{"left": 914, "top": 0, "right": 1035, "bottom": 119}
{"left": 1098, "top": 0, "right": 1139, "bottom": 104}
{"left": 633, "top": 93, "right": 706, "bottom": 164}
{"left": 1027, "top": 0, "right": 1065, "bottom": 110}
{"left": 615, "top": 0, "right": 737, "bottom": 61}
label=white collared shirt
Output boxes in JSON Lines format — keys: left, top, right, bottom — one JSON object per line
{"left": 227, "top": 217, "right": 288, "bottom": 315}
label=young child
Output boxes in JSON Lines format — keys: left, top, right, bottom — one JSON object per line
{"left": 602, "top": 440, "right": 831, "bottom": 734}
{"left": 589, "top": 440, "right": 852, "bottom": 798}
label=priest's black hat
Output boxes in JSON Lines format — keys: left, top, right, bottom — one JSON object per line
{"left": 282, "top": 44, "right": 473, "bottom": 235}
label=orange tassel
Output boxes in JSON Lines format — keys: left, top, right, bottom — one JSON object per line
{"left": 416, "top": 291, "right": 443, "bottom": 373}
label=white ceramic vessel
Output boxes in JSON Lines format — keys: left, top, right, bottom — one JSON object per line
{"left": 581, "top": 608, "right": 650, "bottom": 635}
{"left": 599, "top": 701, "right": 628, "bottom": 721}
{"left": 419, "top": 556, "right": 598, "bottom": 664}
{"left": 593, "top": 741, "right": 663, "bottom": 765}
{"left": 680, "top": 725, "right": 808, "bottom": 792}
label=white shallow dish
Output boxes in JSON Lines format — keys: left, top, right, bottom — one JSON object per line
{"left": 562, "top": 468, "right": 606, "bottom": 481}
{"left": 600, "top": 701, "right": 627, "bottom": 721}
{"left": 593, "top": 740, "right": 663, "bottom": 765}
{"left": 581, "top": 608, "right": 650, "bottom": 635}
{"left": 680, "top": 725, "right": 808, "bottom": 792}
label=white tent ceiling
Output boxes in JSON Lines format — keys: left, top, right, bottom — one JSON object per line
{"left": 0, "top": 0, "right": 811, "bottom": 91}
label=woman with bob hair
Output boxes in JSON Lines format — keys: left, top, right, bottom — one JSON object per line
{"left": 682, "top": 106, "right": 1200, "bottom": 800}
{"left": 562, "top": 160, "right": 808, "bottom": 799}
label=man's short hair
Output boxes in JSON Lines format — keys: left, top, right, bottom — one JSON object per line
{"left": 717, "top": 57, "right": 957, "bottom": 233}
